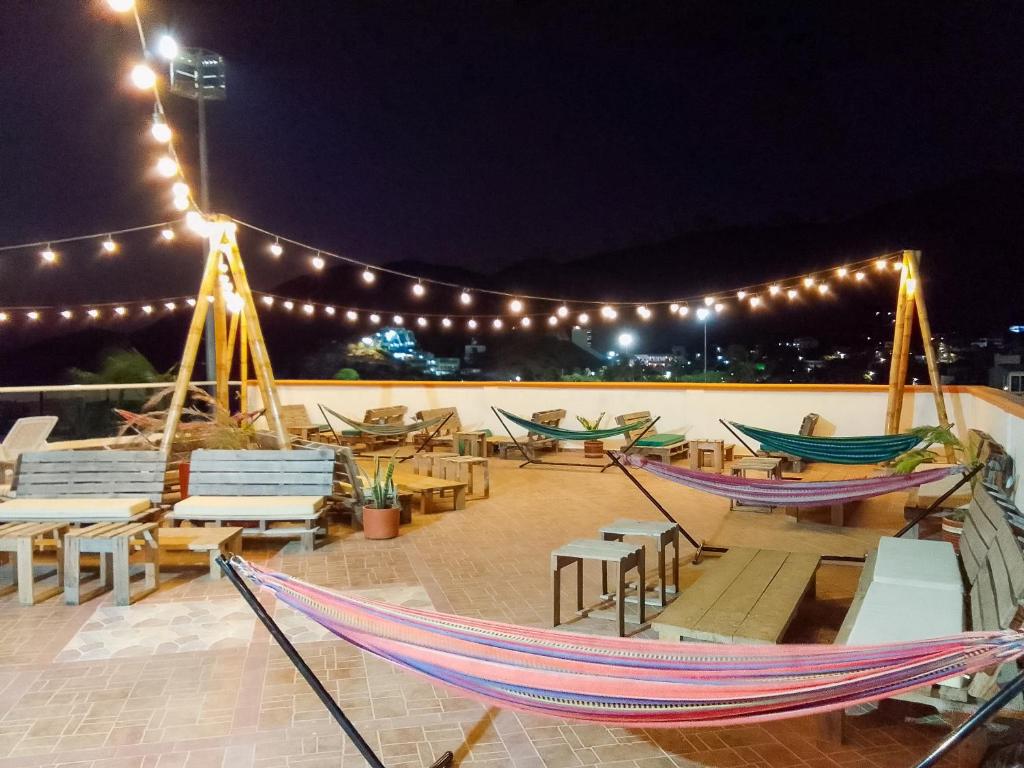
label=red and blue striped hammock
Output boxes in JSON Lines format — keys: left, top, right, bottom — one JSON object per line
{"left": 235, "top": 559, "right": 1024, "bottom": 727}
{"left": 615, "top": 454, "right": 964, "bottom": 507}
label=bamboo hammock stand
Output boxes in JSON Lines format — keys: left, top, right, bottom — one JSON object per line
{"left": 160, "top": 216, "right": 289, "bottom": 453}
{"left": 883, "top": 250, "right": 955, "bottom": 462}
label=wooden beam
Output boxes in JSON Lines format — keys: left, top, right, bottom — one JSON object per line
{"left": 884, "top": 252, "right": 912, "bottom": 434}
{"left": 213, "top": 263, "right": 229, "bottom": 412}
{"left": 891, "top": 269, "right": 916, "bottom": 432}
{"left": 239, "top": 313, "right": 249, "bottom": 414}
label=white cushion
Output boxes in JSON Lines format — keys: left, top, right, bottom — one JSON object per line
{"left": 873, "top": 537, "right": 962, "bottom": 593}
{"left": 0, "top": 497, "right": 150, "bottom": 520}
{"left": 173, "top": 495, "right": 324, "bottom": 520}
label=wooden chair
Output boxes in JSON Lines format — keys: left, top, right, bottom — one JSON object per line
{"left": 279, "top": 404, "right": 329, "bottom": 443}
{"left": 168, "top": 447, "right": 335, "bottom": 552}
{"left": 0, "top": 416, "right": 58, "bottom": 484}
{"left": 757, "top": 413, "right": 818, "bottom": 472}
{"left": 337, "top": 406, "right": 409, "bottom": 451}
{"left": 615, "top": 411, "right": 687, "bottom": 464}
{"left": 413, "top": 407, "right": 462, "bottom": 451}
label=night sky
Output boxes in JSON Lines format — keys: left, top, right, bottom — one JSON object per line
{"left": 2, "top": 1, "right": 1023, "bottom": 313}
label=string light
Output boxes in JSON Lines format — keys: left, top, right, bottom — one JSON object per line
{"left": 156, "top": 156, "right": 178, "bottom": 178}
{"left": 855, "top": 271, "right": 866, "bottom": 281}
{"left": 40, "top": 245, "right": 56, "bottom": 264}
{"left": 769, "top": 285, "right": 781, "bottom": 296}
{"left": 441, "top": 317, "right": 452, "bottom": 328}
{"left": 703, "top": 296, "right": 715, "bottom": 307}
{"left": 556, "top": 305, "right": 569, "bottom": 318}
{"left": 836, "top": 267, "right": 848, "bottom": 278}
{"left": 600, "top": 305, "right": 617, "bottom": 320}
{"left": 669, "top": 303, "right": 680, "bottom": 314}
{"left": 0, "top": 312, "right": 8, "bottom": 322}
{"left": 164, "top": 302, "right": 176, "bottom": 310}
{"left": 677, "top": 305, "right": 689, "bottom": 317}
{"left": 61, "top": 310, "right": 73, "bottom": 319}
{"left": 261, "top": 296, "right": 274, "bottom": 307}
{"left": 114, "top": 306, "right": 127, "bottom": 316}
{"left": 173, "top": 195, "right": 189, "bottom": 211}
{"left": 750, "top": 296, "right": 762, "bottom": 308}
{"left": 160, "top": 228, "right": 175, "bottom": 241}
{"left": 130, "top": 63, "right": 156, "bottom": 90}
{"left": 736, "top": 291, "right": 747, "bottom": 300}
{"left": 369, "top": 313, "right": 380, "bottom": 324}
{"left": 875, "top": 258, "right": 888, "bottom": 271}
{"left": 818, "top": 283, "right": 829, "bottom": 295}
{"left": 107, "top": 0, "right": 134, "bottom": 11}
{"left": 547, "top": 315, "right": 557, "bottom": 326}
{"left": 172, "top": 181, "right": 190, "bottom": 198}
{"left": 393, "top": 315, "right": 404, "bottom": 325}
{"left": 184, "top": 211, "right": 209, "bottom": 236}
{"left": 802, "top": 277, "right": 815, "bottom": 288}
{"left": 467, "top": 318, "right": 478, "bottom": 330}
{"left": 345, "top": 310, "right": 358, "bottom": 321}
{"left": 412, "top": 282, "right": 426, "bottom": 297}
{"left": 302, "top": 303, "right": 314, "bottom": 315}
{"left": 87, "top": 309, "right": 99, "bottom": 319}
{"left": 636, "top": 305, "right": 652, "bottom": 320}
{"left": 150, "top": 119, "right": 172, "bottom": 144}
{"left": 190, "top": 298, "right": 199, "bottom": 306}
{"left": 714, "top": 302, "right": 725, "bottom": 313}
{"left": 509, "top": 299, "right": 524, "bottom": 314}
{"left": 142, "top": 305, "right": 153, "bottom": 314}
{"left": 101, "top": 236, "right": 117, "bottom": 254}
{"left": 520, "top": 316, "right": 531, "bottom": 328}
{"left": 492, "top": 318, "right": 503, "bottom": 329}
{"left": 269, "top": 239, "right": 283, "bottom": 257}
{"left": 157, "top": 35, "right": 179, "bottom": 61}
{"left": 578, "top": 312, "right": 590, "bottom": 324}
{"left": 893, "top": 261, "right": 904, "bottom": 271}
{"left": 787, "top": 289, "right": 798, "bottom": 300}
{"left": 324, "top": 306, "right": 335, "bottom": 316}
{"left": 459, "top": 290, "right": 472, "bottom": 305}
{"left": 282, "top": 300, "right": 294, "bottom": 311}
{"left": 417, "top": 317, "right": 427, "bottom": 327}
{"left": 26, "top": 311, "right": 40, "bottom": 321}
{"left": 311, "top": 253, "right": 325, "bottom": 270}
{"left": 361, "top": 267, "right": 375, "bottom": 284}
{"left": 696, "top": 307, "right": 710, "bottom": 321}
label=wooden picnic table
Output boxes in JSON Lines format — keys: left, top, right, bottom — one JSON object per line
{"left": 652, "top": 547, "right": 820, "bottom": 644}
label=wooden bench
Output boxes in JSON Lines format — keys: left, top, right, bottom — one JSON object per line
{"left": 340, "top": 406, "right": 409, "bottom": 451}
{"left": 413, "top": 407, "right": 461, "bottom": 451}
{"left": 652, "top": 547, "right": 820, "bottom": 644}
{"left": 0, "top": 450, "right": 168, "bottom": 523}
{"left": 280, "top": 404, "right": 329, "bottom": 443}
{"left": 687, "top": 439, "right": 735, "bottom": 472}
{"left": 441, "top": 456, "right": 490, "bottom": 499}
{"left": 616, "top": 411, "right": 688, "bottom": 464}
{"left": 159, "top": 526, "right": 242, "bottom": 579}
{"left": 757, "top": 413, "right": 818, "bottom": 473}
{"left": 169, "top": 448, "right": 335, "bottom": 552}
{"left": 65, "top": 521, "right": 160, "bottom": 606}
{"left": 552, "top": 539, "right": 646, "bottom": 637}
{"left": 391, "top": 472, "right": 467, "bottom": 515}
{"left": 0, "top": 522, "right": 67, "bottom": 605}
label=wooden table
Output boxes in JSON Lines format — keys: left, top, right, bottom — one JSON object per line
{"left": 729, "top": 457, "right": 783, "bottom": 511}
{"left": 158, "top": 525, "right": 243, "bottom": 579}
{"left": 551, "top": 539, "right": 645, "bottom": 637}
{"left": 687, "top": 439, "right": 734, "bottom": 472}
{"left": 441, "top": 456, "right": 490, "bottom": 498}
{"left": 652, "top": 547, "right": 819, "bottom": 644}
{"left": 455, "top": 431, "right": 488, "bottom": 457}
{"left": 0, "top": 522, "right": 68, "bottom": 605}
{"left": 599, "top": 519, "right": 680, "bottom": 607}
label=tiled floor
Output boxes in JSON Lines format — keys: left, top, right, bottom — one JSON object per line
{"left": 0, "top": 453, "right": 1018, "bottom": 768}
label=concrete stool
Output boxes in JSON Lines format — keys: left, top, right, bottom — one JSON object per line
{"left": 65, "top": 522, "right": 160, "bottom": 606}
{"left": 0, "top": 522, "right": 68, "bottom": 605}
{"left": 599, "top": 519, "right": 680, "bottom": 608}
{"left": 551, "top": 539, "right": 645, "bottom": 636}
{"left": 441, "top": 456, "right": 490, "bottom": 498}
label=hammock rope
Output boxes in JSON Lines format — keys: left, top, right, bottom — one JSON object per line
{"left": 321, "top": 406, "right": 447, "bottom": 437}
{"left": 495, "top": 408, "right": 651, "bottom": 441}
{"left": 615, "top": 454, "right": 964, "bottom": 508}
{"left": 235, "top": 559, "right": 1024, "bottom": 727}
{"left": 730, "top": 423, "right": 924, "bottom": 464}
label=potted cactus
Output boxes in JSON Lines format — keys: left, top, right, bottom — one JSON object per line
{"left": 363, "top": 454, "right": 401, "bottom": 539}
{"left": 577, "top": 412, "right": 606, "bottom": 458}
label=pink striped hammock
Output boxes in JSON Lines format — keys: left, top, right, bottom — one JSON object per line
{"left": 614, "top": 454, "right": 964, "bottom": 508}
{"left": 235, "top": 559, "right": 1024, "bottom": 727}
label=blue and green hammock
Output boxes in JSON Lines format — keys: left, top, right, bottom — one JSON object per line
{"left": 731, "top": 422, "right": 924, "bottom": 465}
{"left": 321, "top": 405, "right": 449, "bottom": 437}
{"left": 494, "top": 408, "right": 651, "bottom": 441}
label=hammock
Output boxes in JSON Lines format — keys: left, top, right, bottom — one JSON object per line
{"left": 495, "top": 408, "right": 651, "bottom": 441}
{"left": 234, "top": 559, "right": 1024, "bottom": 727}
{"left": 731, "top": 423, "right": 924, "bottom": 464}
{"left": 615, "top": 454, "right": 964, "bottom": 508}
{"left": 321, "top": 406, "right": 448, "bottom": 437}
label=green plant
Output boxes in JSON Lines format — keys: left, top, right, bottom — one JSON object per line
{"left": 333, "top": 367, "right": 360, "bottom": 380}
{"left": 576, "top": 412, "right": 605, "bottom": 431}
{"left": 893, "top": 425, "right": 979, "bottom": 475}
{"left": 367, "top": 453, "right": 398, "bottom": 508}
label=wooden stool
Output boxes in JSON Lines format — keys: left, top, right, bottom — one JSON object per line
{"left": 455, "top": 431, "right": 487, "bottom": 457}
{"left": 441, "top": 456, "right": 490, "bottom": 498}
{"left": 65, "top": 522, "right": 160, "bottom": 606}
{"left": 412, "top": 452, "right": 458, "bottom": 476}
{"left": 688, "top": 439, "right": 734, "bottom": 472}
{"left": 158, "top": 526, "right": 243, "bottom": 579}
{"left": 599, "top": 519, "right": 680, "bottom": 608}
{"left": 551, "top": 539, "right": 645, "bottom": 636}
{"left": 729, "top": 457, "right": 783, "bottom": 511}
{"left": 0, "top": 522, "right": 67, "bottom": 605}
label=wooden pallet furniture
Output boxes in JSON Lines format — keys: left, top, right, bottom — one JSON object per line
{"left": 615, "top": 411, "right": 688, "bottom": 464}
{"left": 652, "top": 547, "right": 820, "bottom": 644}
{"left": 730, "top": 457, "right": 783, "bottom": 512}
{"left": 441, "top": 456, "right": 490, "bottom": 499}
{"left": 822, "top": 482, "right": 1024, "bottom": 742}
{"left": 169, "top": 448, "right": 335, "bottom": 552}
{"left": 280, "top": 404, "right": 327, "bottom": 443}
{"left": 0, "top": 522, "right": 67, "bottom": 605}
{"left": 338, "top": 406, "right": 409, "bottom": 451}
{"left": 0, "top": 451, "right": 168, "bottom": 523}
{"left": 599, "top": 519, "right": 680, "bottom": 607}
{"left": 158, "top": 525, "right": 243, "bottom": 579}
{"left": 413, "top": 407, "right": 461, "bottom": 451}
{"left": 65, "top": 521, "right": 160, "bottom": 606}
{"left": 551, "top": 539, "right": 646, "bottom": 637}
{"left": 688, "top": 439, "right": 735, "bottom": 473}
{"left": 756, "top": 413, "right": 818, "bottom": 472}
{"left": 391, "top": 471, "right": 467, "bottom": 515}
{"left": 411, "top": 452, "right": 459, "bottom": 477}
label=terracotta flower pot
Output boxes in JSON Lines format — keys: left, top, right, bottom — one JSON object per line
{"left": 941, "top": 515, "right": 964, "bottom": 552}
{"left": 363, "top": 505, "right": 400, "bottom": 539}
{"left": 583, "top": 439, "right": 605, "bottom": 458}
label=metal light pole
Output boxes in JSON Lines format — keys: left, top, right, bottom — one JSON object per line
{"left": 168, "top": 47, "right": 226, "bottom": 382}
{"left": 697, "top": 308, "right": 711, "bottom": 381}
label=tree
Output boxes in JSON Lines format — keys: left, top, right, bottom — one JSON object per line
{"left": 333, "top": 367, "right": 360, "bottom": 380}
{"left": 69, "top": 348, "right": 174, "bottom": 384}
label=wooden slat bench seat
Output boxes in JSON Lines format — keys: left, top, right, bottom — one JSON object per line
{"left": 652, "top": 547, "right": 820, "bottom": 644}
{"left": 169, "top": 448, "right": 334, "bottom": 552}
{"left": 413, "top": 407, "right": 461, "bottom": 450}
{"left": 0, "top": 522, "right": 67, "bottom": 605}
{"left": 159, "top": 526, "right": 243, "bottom": 579}
{"left": 65, "top": 521, "right": 159, "bottom": 606}
{"left": 391, "top": 472, "right": 467, "bottom": 515}
{"left": 616, "top": 411, "right": 688, "bottom": 464}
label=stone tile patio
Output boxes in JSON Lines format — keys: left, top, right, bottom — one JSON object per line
{"left": 0, "top": 453, "right": 1018, "bottom": 767}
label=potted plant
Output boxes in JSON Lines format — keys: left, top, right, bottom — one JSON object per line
{"left": 363, "top": 454, "right": 401, "bottom": 539}
{"left": 940, "top": 508, "right": 967, "bottom": 551}
{"left": 577, "top": 412, "right": 606, "bottom": 458}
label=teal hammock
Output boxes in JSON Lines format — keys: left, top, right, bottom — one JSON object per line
{"left": 731, "top": 422, "right": 924, "bottom": 464}
{"left": 321, "top": 406, "right": 449, "bottom": 437}
{"left": 495, "top": 408, "right": 651, "bottom": 441}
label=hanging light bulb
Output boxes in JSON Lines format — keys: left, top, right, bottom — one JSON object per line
{"left": 150, "top": 119, "right": 172, "bottom": 144}
{"left": 261, "top": 296, "right": 274, "bottom": 307}
{"left": 520, "top": 316, "right": 532, "bottom": 328}
{"left": 417, "top": 317, "right": 428, "bottom": 327}
{"left": 636, "top": 305, "right": 652, "bottom": 320}
{"left": 459, "top": 290, "right": 472, "bottom": 305}
{"left": 87, "top": 308, "right": 99, "bottom": 319}
{"left": 855, "top": 271, "right": 866, "bottom": 281}
{"left": 26, "top": 311, "right": 40, "bottom": 321}
{"left": 714, "top": 302, "right": 725, "bottom": 313}
{"left": 184, "top": 211, "right": 210, "bottom": 237}
{"left": 556, "top": 305, "right": 569, "bottom": 318}
{"left": 141, "top": 305, "right": 153, "bottom": 314}
{"left": 311, "top": 253, "right": 325, "bottom": 270}
{"left": 173, "top": 195, "right": 189, "bottom": 211}
{"left": 802, "top": 276, "right": 815, "bottom": 288}
{"left": 736, "top": 290, "right": 747, "bottom": 301}
{"left": 600, "top": 305, "right": 617, "bottom": 320}
{"left": 874, "top": 258, "right": 887, "bottom": 271}
{"left": 61, "top": 309, "right": 73, "bottom": 319}
{"left": 750, "top": 296, "right": 762, "bottom": 308}
{"left": 578, "top": 312, "right": 590, "bottom": 324}
{"left": 393, "top": 315, "right": 404, "bottom": 325}
{"left": 547, "top": 315, "right": 558, "bottom": 326}
{"left": 269, "top": 239, "right": 283, "bottom": 257}
{"left": 101, "top": 236, "right": 117, "bottom": 254}
{"left": 492, "top": 318, "right": 503, "bottom": 329}
{"left": 40, "top": 245, "right": 56, "bottom": 263}
{"left": 677, "top": 304, "right": 690, "bottom": 317}
{"left": 107, "top": 0, "right": 134, "bottom": 11}
{"left": 160, "top": 228, "right": 175, "bottom": 241}
{"left": 324, "top": 306, "right": 336, "bottom": 316}
{"left": 892, "top": 261, "right": 904, "bottom": 271}
{"left": 302, "top": 304, "right": 314, "bottom": 315}
{"left": 669, "top": 303, "right": 680, "bottom": 314}
{"left": 441, "top": 317, "right": 452, "bottom": 328}
{"left": 836, "top": 267, "right": 848, "bottom": 278}
{"left": 412, "top": 281, "right": 426, "bottom": 297}
{"left": 509, "top": 298, "right": 524, "bottom": 314}
{"left": 769, "top": 284, "right": 781, "bottom": 296}
{"left": 130, "top": 63, "right": 156, "bottom": 90}
{"left": 172, "top": 181, "right": 190, "bottom": 198}
{"left": 361, "top": 267, "right": 375, "bottom": 284}
{"left": 282, "top": 300, "right": 294, "bottom": 311}
{"left": 345, "top": 310, "right": 358, "bottom": 321}
{"left": 787, "top": 289, "right": 798, "bottom": 300}
{"left": 703, "top": 296, "right": 715, "bottom": 306}
{"left": 164, "top": 302, "right": 176, "bottom": 311}
{"left": 114, "top": 306, "right": 127, "bottom": 317}
{"left": 369, "top": 313, "right": 380, "bottom": 324}
{"left": 818, "top": 283, "right": 829, "bottom": 295}
{"left": 156, "top": 156, "right": 178, "bottom": 178}
{"left": 467, "top": 318, "right": 478, "bottom": 330}
{"left": 0, "top": 312, "right": 8, "bottom": 322}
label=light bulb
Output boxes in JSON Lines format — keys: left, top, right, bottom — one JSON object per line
{"left": 855, "top": 271, "right": 866, "bottom": 281}
{"left": 750, "top": 296, "right": 762, "bottom": 308}
{"left": 369, "top": 313, "right": 380, "bottom": 324}
{"left": 836, "top": 267, "right": 848, "bottom": 278}
{"left": 160, "top": 228, "right": 175, "bottom": 241}
{"left": 678, "top": 305, "right": 690, "bottom": 317}
{"left": 393, "top": 315, "right": 404, "bottom": 325}
{"left": 696, "top": 308, "right": 710, "bottom": 321}
{"left": 311, "top": 254, "right": 325, "bottom": 270}
{"left": 769, "top": 284, "right": 781, "bottom": 296}
{"left": 269, "top": 240, "right": 283, "bottom": 257}
{"left": 736, "top": 290, "right": 747, "bottom": 300}
{"left": 283, "top": 300, "right": 294, "bottom": 311}
{"left": 302, "top": 304, "right": 314, "bottom": 315}
{"left": 324, "top": 306, "right": 336, "bottom": 316}
{"left": 875, "top": 258, "right": 887, "bottom": 271}
{"left": 87, "top": 309, "right": 99, "bottom": 319}
{"left": 636, "top": 305, "right": 651, "bottom": 319}
{"left": 600, "top": 305, "right": 617, "bottom": 320}
{"left": 345, "top": 310, "right": 358, "bottom": 321}
{"left": 441, "top": 317, "right": 452, "bottom": 328}
{"left": 26, "top": 310, "right": 40, "bottom": 321}
{"left": 802, "top": 277, "right": 815, "bottom": 288}
{"left": 412, "top": 282, "right": 426, "bottom": 297}
{"left": 151, "top": 120, "right": 172, "bottom": 143}
{"left": 61, "top": 310, "right": 73, "bottom": 319}
{"left": 172, "top": 181, "right": 190, "bottom": 198}
{"left": 114, "top": 306, "right": 126, "bottom": 317}
{"left": 173, "top": 195, "right": 189, "bottom": 211}
{"left": 156, "top": 156, "right": 178, "bottom": 178}
{"left": 417, "top": 317, "right": 427, "bottom": 327}
{"left": 0, "top": 312, "right": 8, "bottom": 322}
{"left": 703, "top": 296, "right": 715, "bottom": 306}
{"left": 578, "top": 312, "right": 590, "bottom": 324}
{"left": 460, "top": 290, "right": 472, "bottom": 305}
{"left": 107, "top": 0, "right": 134, "bottom": 11}
{"left": 184, "top": 211, "right": 209, "bottom": 236}
{"left": 509, "top": 299, "right": 524, "bottom": 314}
{"left": 164, "top": 302, "right": 176, "bottom": 310}
{"left": 467, "top": 318, "right": 478, "bottom": 329}
{"left": 40, "top": 246, "right": 56, "bottom": 263}
{"left": 492, "top": 318, "right": 503, "bottom": 329}
{"left": 547, "top": 315, "right": 557, "bottom": 326}
{"left": 714, "top": 303, "right": 725, "bottom": 313}
{"left": 520, "top": 316, "right": 531, "bottom": 327}
{"left": 787, "top": 289, "right": 798, "bottom": 300}
{"left": 893, "top": 261, "right": 904, "bottom": 271}
{"left": 157, "top": 35, "right": 179, "bottom": 61}
{"left": 261, "top": 296, "right": 274, "bottom": 306}
{"left": 130, "top": 63, "right": 156, "bottom": 90}
{"left": 556, "top": 305, "right": 569, "bottom": 318}
{"left": 141, "top": 305, "right": 153, "bottom": 314}
{"left": 818, "top": 283, "right": 829, "bottom": 294}
{"left": 362, "top": 268, "right": 375, "bottom": 284}
{"left": 102, "top": 237, "right": 117, "bottom": 253}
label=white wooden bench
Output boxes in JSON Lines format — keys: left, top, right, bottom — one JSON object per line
{"left": 169, "top": 448, "right": 335, "bottom": 552}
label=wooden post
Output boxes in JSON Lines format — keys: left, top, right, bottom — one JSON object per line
{"left": 239, "top": 313, "right": 249, "bottom": 414}
{"left": 213, "top": 264, "right": 229, "bottom": 411}
{"left": 884, "top": 252, "right": 912, "bottom": 434}
{"left": 906, "top": 251, "right": 955, "bottom": 462}
{"left": 160, "top": 233, "right": 225, "bottom": 453}
{"left": 891, "top": 274, "right": 916, "bottom": 432}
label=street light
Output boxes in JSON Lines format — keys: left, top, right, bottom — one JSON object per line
{"left": 696, "top": 307, "right": 711, "bottom": 381}
{"left": 167, "top": 44, "right": 227, "bottom": 381}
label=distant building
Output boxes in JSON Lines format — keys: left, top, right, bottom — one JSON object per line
{"left": 571, "top": 326, "right": 594, "bottom": 353}
{"left": 464, "top": 339, "right": 486, "bottom": 364}
{"left": 633, "top": 353, "right": 678, "bottom": 369}
{"left": 427, "top": 357, "right": 461, "bottom": 377}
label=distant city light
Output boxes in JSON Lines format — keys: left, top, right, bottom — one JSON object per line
{"left": 617, "top": 332, "right": 635, "bottom": 349}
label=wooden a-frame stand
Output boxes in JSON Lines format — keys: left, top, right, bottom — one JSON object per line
{"left": 160, "top": 215, "right": 290, "bottom": 453}
{"left": 884, "top": 249, "right": 955, "bottom": 462}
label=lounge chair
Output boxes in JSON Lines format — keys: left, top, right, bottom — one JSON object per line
{"left": 615, "top": 410, "right": 687, "bottom": 463}
{"left": 413, "top": 407, "right": 461, "bottom": 450}
{"left": 279, "top": 403, "right": 332, "bottom": 443}
{"left": 0, "top": 416, "right": 58, "bottom": 484}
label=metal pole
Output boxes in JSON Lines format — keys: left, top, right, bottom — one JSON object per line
{"left": 719, "top": 419, "right": 758, "bottom": 457}
{"left": 895, "top": 464, "right": 981, "bottom": 538}
{"left": 216, "top": 556, "right": 453, "bottom": 768}
{"left": 912, "top": 668, "right": 1024, "bottom": 768}
{"left": 703, "top": 322, "right": 708, "bottom": 381}
{"left": 198, "top": 92, "right": 217, "bottom": 386}
{"left": 398, "top": 412, "right": 453, "bottom": 463}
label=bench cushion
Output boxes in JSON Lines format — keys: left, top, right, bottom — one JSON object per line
{"left": 636, "top": 433, "right": 686, "bottom": 448}
{"left": 173, "top": 496, "right": 324, "bottom": 519}
{"left": 873, "top": 537, "right": 962, "bottom": 593}
{"left": 0, "top": 497, "right": 151, "bottom": 520}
